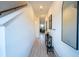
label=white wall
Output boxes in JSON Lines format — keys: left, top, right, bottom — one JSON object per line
{"left": 0, "top": 3, "right": 35, "bottom": 57}
{"left": 47, "top": 1, "right": 79, "bottom": 57}
{"left": 34, "top": 16, "right": 40, "bottom": 39}
{"left": 0, "top": 26, "right": 5, "bottom": 57}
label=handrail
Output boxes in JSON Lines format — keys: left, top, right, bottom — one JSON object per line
{"left": 0, "top": 4, "right": 27, "bottom": 15}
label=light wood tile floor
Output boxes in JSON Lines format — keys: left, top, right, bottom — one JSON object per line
{"left": 29, "top": 39, "right": 56, "bottom": 57}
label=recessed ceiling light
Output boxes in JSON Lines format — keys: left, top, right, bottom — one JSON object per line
{"left": 40, "top": 5, "right": 43, "bottom": 9}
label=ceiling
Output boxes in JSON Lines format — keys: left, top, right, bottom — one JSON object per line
{"left": 29, "top": 1, "right": 53, "bottom": 17}
{"left": 0, "top": 1, "right": 27, "bottom": 11}
{"left": 0, "top": 1, "right": 53, "bottom": 17}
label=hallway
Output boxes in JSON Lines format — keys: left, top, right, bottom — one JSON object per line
{"left": 0, "top": 1, "right": 79, "bottom": 57}
{"left": 29, "top": 39, "right": 56, "bottom": 57}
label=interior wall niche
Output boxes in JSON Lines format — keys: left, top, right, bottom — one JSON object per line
{"left": 62, "top": 1, "right": 79, "bottom": 50}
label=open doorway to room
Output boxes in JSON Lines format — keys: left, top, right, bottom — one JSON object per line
{"left": 39, "top": 17, "right": 45, "bottom": 44}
